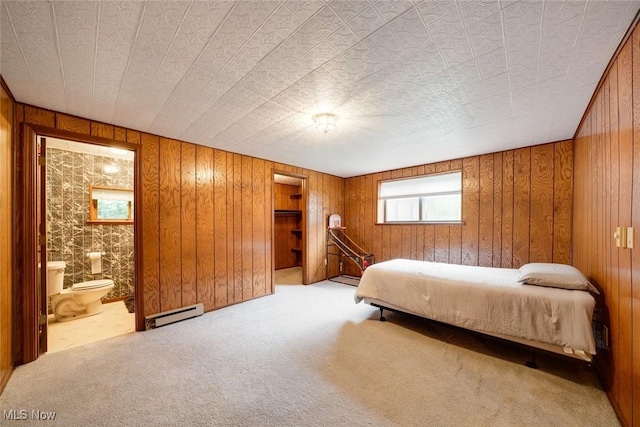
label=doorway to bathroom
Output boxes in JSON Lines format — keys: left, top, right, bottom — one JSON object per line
{"left": 43, "top": 136, "right": 137, "bottom": 353}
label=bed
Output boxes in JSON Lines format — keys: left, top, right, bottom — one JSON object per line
{"left": 354, "top": 259, "right": 598, "bottom": 363}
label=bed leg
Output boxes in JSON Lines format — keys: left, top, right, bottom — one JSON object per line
{"left": 378, "top": 307, "right": 386, "bottom": 322}
{"left": 525, "top": 352, "right": 538, "bottom": 369}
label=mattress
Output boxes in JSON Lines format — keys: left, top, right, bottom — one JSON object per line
{"left": 355, "top": 259, "right": 596, "bottom": 355}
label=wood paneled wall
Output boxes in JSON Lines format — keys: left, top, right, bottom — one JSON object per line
{"left": 343, "top": 141, "right": 573, "bottom": 276}
{"left": 14, "top": 104, "right": 344, "bottom": 323}
{"left": 0, "top": 82, "right": 14, "bottom": 393}
{"left": 573, "top": 26, "right": 640, "bottom": 427}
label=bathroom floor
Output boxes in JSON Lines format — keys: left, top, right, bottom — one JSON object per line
{"left": 47, "top": 301, "right": 135, "bottom": 353}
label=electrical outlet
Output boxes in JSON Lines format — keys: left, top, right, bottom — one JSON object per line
{"left": 627, "top": 227, "right": 634, "bottom": 249}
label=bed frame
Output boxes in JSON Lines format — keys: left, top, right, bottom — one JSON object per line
{"left": 364, "top": 298, "right": 594, "bottom": 368}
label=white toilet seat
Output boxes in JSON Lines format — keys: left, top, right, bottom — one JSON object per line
{"left": 71, "top": 279, "right": 114, "bottom": 291}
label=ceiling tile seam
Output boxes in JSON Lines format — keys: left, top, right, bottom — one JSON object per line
{"left": 195, "top": 7, "right": 340, "bottom": 119}
{"left": 457, "top": 2, "right": 496, "bottom": 109}
{"left": 496, "top": 6, "right": 514, "bottom": 120}
{"left": 110, "top": 2, "right": 148, "bottom": 124}
{"left": 223, "top": 67, "right": 363, "bottom": 148}
{"left": 550, "top": 2, "right": 588, "bottom": 126}
{"left": 180, "top": 4, "right": 357, "bottom": 142}
{"left": 2, "top": 3, "right": 42, "bottom": 106}
{"left": 370, "top": 5, "right": 441, "bottom": 111}
{"left": 90, "top": 2, "right": 101, "bottom": 118}
{"left": 180, "top": 4, "right": 285, "bottom": 138}
{"left": 336, "top": 4, "right": 424, "bottom": 87}
{"left": 411, "top": 4, "right": 450, "bottom": 109}
{"left": 147, "top": 3, "right": 237, "bottom": 129}
{"left": 200, "top": 8, "right": 421, "bottom": 143}
{"left": 128, "top": 2, "right": 193, "bottom": 127}
{"left": 197, "top": 4, "right": 281, "bottom": 96}
{"left": 533, "top": 0, "right": 547, "bottom": 114}
{"left": 201, "top": 59, "right": 348, "bottom": 145}
{"left": 50, "top": 2, "right": 70, "bottom": 113}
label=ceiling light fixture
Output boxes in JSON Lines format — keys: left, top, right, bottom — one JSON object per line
{"left": 312, "top": 113, "right": 338, "bottom": 134}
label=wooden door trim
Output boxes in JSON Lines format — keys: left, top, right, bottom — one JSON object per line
{"left": 273, "top": 169, "right": 308, "bottom": 285}
{"left": 16, "top": 124, "right": 144, "bottom": 364}
{"left": 17, "top": 124, "right": 38, "bottom": 363}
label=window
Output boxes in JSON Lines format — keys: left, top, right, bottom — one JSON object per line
{"left": 377, "top": 171, "right": 462, "bottom": 223}
{"left": 88, "top": 185, "right": 134, "bottom": 224}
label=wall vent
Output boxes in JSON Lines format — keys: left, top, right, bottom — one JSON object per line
{"left": 145, "top": 303, "right": 204, "bottom": 329}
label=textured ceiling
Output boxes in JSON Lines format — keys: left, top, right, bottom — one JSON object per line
{"left": 2, "top": 1, "right": 638, "bottom": 177}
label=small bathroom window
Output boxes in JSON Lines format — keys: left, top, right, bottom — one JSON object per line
{"left": 88, "top": 185, "right": 133, "bottom": 224}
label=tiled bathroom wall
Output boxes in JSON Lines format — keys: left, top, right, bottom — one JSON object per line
{"left": 47, "top": 147, "right": 134, "bottom": 299}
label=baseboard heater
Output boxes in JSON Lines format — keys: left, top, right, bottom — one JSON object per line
{"left": 145, "top": 303, "right": 204, "bottom": 329}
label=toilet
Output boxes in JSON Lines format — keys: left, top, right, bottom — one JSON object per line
{"left": 47, "top": 261, "right": 114, "bottom": 322}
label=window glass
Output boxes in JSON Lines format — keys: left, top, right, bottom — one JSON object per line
{"left": 378, "top": 171, "right": 462, "bottom": 223}
{"left": 385, "top": 197, "right": 420, "bottom": 222}
{"left": 89, "top": 186, "right": 133, "bottom": 223}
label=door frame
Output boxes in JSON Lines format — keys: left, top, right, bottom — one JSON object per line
{"left": 17, "top": 123, "right": 143, "bottom": 364}
{"left": 272, "top": 169, "right": 308, "bottom": 285}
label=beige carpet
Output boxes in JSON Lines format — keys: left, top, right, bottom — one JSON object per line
{"left": 0, "top": 281, "right": 618, "bottom": 426}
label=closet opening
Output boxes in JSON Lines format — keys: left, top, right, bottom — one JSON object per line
{"left": 273, "top": 172, "right": 307, "bottom": 286}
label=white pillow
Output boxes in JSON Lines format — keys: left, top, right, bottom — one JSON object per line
{"left": 518, "top": 263, "right": 599, "bottom": 294}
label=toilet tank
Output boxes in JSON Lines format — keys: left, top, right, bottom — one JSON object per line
{"left": 47, "top": 261, "right": 66, "bottom": 296}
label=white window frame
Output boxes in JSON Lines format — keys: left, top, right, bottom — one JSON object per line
{"left": 377, "top": 171, "right": 463, "bottom": 224}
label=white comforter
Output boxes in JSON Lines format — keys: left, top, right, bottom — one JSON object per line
{"left": 355, "top": 259, "right": 596, "bottom": 355}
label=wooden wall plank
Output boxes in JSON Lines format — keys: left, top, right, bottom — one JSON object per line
{"left": 251, "top": 158, "right": 266, "bottom": 298}
{"left": 181, "top": 143, "right": 197, "bottom": 307}
{"left": 434, "top": 226, "right": 450, "bottom": 263}
{"left": 553, "top": 141, "right": 572, "bottom": 264}
{"left": 214, "top": 150, "right": 228, "bottom": 307}
{"left": 141, "top": 134, "right": 160, "bottom": 316}
{"left": 90, "top": 122, "right": 114, "bottom": 139}
{"left": 492, "top": 152, "right": 503, "bottom": 267}
{"left": 512, "top": 147, "right": 531, "bottom": 267}
{"left": 233, "top": 154, "right": 243, "bottom": 303}
{"left": 114, "top": 127, "right": 127, "bottom": 142}
{"left": 24, "top": 106, "right": 54, "bottom": 127}
{"left": 158, "top": 138, "right": 182, "bottom": 312}
{"left": 461, "top": 157, "right": 479, "bottom": 265}
{"left": 501, "top": 151, "right": 514, "bottom": 267}
{"left": 478, "top": 154, "right": 494, "bottom": 267}
{"left": 241, "top": 156, "right": 253, "bottom": 300}
{"left": 56, "top": 113, "right": 90, "bottom": 134}
{"left": 226, "top": 152, "right": 235, "bottom": 302}
{"left": 529, "top": 144, "right": 554, "bottom": 263}
{"left": 307, "top": 171, "right": 320, "bottom": 280}
{"left": 126, "top": 130, "right": 141, "bottom": 145}
{"left": 264, "top": 161, "right": 273, "bottom": 293}
{"left": 196, "top": 146, "right": 215, "bottom": 311}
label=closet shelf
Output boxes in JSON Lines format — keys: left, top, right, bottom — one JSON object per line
{"left": 275, "top": 209, "right": 301, "bottom": 216}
